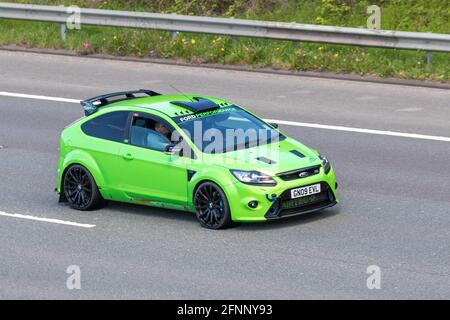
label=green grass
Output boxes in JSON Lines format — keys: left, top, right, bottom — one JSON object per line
{"left": 1, "top": 0, "right": 449, "bottom": 81}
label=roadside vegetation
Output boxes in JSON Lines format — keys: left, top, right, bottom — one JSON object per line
{"left": 1, "top": 0, "right": 449, "bottom": 81}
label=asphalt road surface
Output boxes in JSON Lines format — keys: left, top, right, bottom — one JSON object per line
{"left": 0, "top": 50, "right": 449, "bottom": 299}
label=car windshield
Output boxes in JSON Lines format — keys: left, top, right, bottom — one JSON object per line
{"left": 173, "top": 106, "right": 285, "bottom": 154}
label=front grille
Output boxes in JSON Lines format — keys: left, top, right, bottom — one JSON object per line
{"left": 280, "top": 192, "right": 329, "bottom": 210}
{"left": 277, "top": 165, "right": 321, "bottom": 181}
{"left": 265, "top": 182, "right": 336, "bottom": 219}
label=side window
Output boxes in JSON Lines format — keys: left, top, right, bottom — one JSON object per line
{"left": 130, "top": 115, "right": 173, "bottom": 152}
{"left": 81, "top": 111, "right": 129, "bottom": 142}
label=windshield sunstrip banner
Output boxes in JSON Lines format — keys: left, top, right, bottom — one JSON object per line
{"left": 172, "top": 106, "right": 238, "bottom": 123}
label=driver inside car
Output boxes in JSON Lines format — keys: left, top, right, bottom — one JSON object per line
{"left": 154, "top": 122, "right": 171, "bottom": 140}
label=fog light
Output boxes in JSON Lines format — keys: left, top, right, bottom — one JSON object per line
{"left": 248, "top": 200, "right": 258, "bottom": 208}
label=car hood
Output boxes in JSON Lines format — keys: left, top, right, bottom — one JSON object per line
{"left": 207, "top": 137, "right": 321, "bottom": 175}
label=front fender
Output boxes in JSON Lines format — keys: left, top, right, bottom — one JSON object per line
{"left": 187, "top": 166, "right": 237, "bottom": 210}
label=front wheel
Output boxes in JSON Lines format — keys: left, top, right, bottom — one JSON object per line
{"left": 194, "top": 182, "right": 232, "bottom": 229}
{"left": 63, "top": 164, "right": 103, "bottom": 211}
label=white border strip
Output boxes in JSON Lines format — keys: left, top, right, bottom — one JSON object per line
{"left": 1, "top": 91, "right": 449, "bottom": 143}
{"left": 0, "top": 211, "right": 96, "bottom": 228}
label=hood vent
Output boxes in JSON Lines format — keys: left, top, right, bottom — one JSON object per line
{"left": 256, "top": 157, "right": 276, "bottom": 164}
{"left": 290, "top": 150, "right": 305, "bottom": 158}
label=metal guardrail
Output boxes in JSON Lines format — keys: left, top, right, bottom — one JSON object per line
{"left": 0, "top": 2, "right": 449, "bottom": 54}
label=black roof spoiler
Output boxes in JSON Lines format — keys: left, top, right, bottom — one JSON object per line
{"left": 81, "top": 89, "right": 161, "bottom": 116}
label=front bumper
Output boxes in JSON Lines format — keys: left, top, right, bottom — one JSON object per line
{"left": 264, "top": 181, "right": 337, "bottom": 220}
{"left": 225, "top": 166, "right": 339, "bottom": 222}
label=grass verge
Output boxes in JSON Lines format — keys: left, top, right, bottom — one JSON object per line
{"left": 1, "top": 0, "right": 449, "bottom": 81}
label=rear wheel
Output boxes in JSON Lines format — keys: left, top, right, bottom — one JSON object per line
{"left": 194, "top": 182, "right": 232, "bottom": 229}
{"left": 63, "top": 165, "right": 103, "bottom": 210}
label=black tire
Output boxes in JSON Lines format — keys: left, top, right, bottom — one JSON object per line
{"left": 194, "top": 182, "right": 232, "bottom": 229}
{"left": 63, "top": 164, "right": 103, "bottom": 211}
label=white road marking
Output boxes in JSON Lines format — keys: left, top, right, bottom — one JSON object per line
{"left": 0, "top": 91, "right": 80, "bottom": 104}
{"left": 395, "top": 107, "right": 423, "bottom": 112}
{"left": 0, "top": 211, "right": 96, "bottom": 228}
{"left": 292, "top": 90, "right": 311, "bottom": 94}
{"left": 266, "top": 119, "right": 450, "bottom": 143}
{"left": 1, "top": 91, "right": 450, "bottom": 143}
{"left": 354, "top": 96, "right": 378, "bottom": 101}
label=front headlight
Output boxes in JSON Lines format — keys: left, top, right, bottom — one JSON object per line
{"left": 319, "top": 154, "right": 331, "bottom": 174}
{"left": 230, "top": 170, "right": 277, "bottom": 186}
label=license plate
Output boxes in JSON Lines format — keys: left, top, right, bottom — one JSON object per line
{"left": 290, "top": 184, "right": 321, "bottom": 199}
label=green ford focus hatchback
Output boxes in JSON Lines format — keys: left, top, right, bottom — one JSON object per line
{"left": 56, "top": 89, "right": 339, "bottom": 229}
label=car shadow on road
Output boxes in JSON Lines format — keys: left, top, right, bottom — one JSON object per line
{"left": 100, "top": 201, "right": 341, "bottom": 230}
{"left": 235, "top": 207, "right": 341, "bottom": 231}
{"left": 100, "top": 201, "right": 199, "bottom": 224}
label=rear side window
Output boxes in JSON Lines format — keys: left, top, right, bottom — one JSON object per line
{"left": 81, "top": 111, "right": 129, "bottom": 142}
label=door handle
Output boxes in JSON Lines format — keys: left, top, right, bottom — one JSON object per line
{"left": 123, "top": 153, "right": 134, "bottom": 160}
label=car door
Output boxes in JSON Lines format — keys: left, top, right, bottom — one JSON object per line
{"left": 79, "top": 111, "right": 131, "bottom": 196}
{"left": 117, "top": 112, "right": 188, "bottom": 209}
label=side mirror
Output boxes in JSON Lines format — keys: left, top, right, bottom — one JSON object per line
{"left": 170, "top": 132, "right": 184, "bottom": 144}
{"left": 268, "top": 122, "right": 279, "bottom": 129}
{"left": 165, "top": 144, "right": 182, "bottom": 156}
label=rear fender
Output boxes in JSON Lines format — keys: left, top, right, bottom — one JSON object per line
{"left": 59, "top": 149, "right": 106, "bottom": 199}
